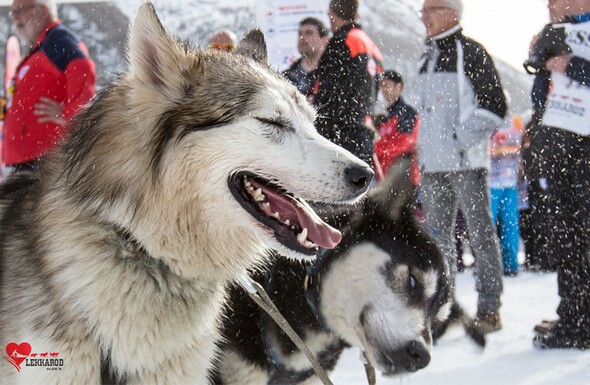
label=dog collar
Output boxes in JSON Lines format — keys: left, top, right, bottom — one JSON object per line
{"left": 258, "top": 249, "right": 342, "bottom": 382}
{"left": 303, "top": 248, "right": 332, "bottom": 333}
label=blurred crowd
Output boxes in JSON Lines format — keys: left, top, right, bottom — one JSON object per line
{"left": 280, "top": 0, "right": 590, "bottom": 351}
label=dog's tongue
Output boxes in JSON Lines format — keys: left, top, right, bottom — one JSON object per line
{"left": 252, "top": 180, "right": 342, "bottom": 249}
{"left": 291, "top": 198, "right": 342, "bottom": 249}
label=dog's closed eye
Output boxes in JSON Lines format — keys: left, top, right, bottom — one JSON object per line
{"left": 255, "top": 116, "right": 294, "bottom": 132}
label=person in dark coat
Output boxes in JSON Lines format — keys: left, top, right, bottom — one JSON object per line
{"left": 311, "top": 0, "right": 383, "bottom": 165}
{"left": 520, "top": 0, "right": 569, "bottom": 273}
{"left": 529, "top": 0, "right": 590, "bottom": 350}
{"left": 283, "top": 17, "right": 329, "bottom": 99}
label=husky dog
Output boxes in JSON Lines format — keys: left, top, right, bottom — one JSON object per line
{"left": 214, "top": 159, "right": 458, "bottom": 385}
{"left": 0, "top": 3, "right": 373, "bottom": 385}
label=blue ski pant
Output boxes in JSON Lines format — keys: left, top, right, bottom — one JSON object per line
{"left": 490, "top": 186, "right": 520, "bottom": 274}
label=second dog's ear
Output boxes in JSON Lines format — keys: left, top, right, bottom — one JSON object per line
{"left": 235, "top": 29, "right": 268, "bottom": 64}
{"left": 368, "top": 156, "right": 415, "bottom": 222}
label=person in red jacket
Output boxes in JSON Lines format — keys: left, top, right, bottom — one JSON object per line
{"left": 373, "top": 70, "right": 420, "bottom": 186}
{"left": 3, "top": 0, "right": 96, "bottom": 173}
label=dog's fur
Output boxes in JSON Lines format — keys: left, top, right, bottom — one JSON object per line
{"left": 0, "top": 4, "right": 373, "bottom": 385}
{"left": 213, "top": 160, "right": 459, "bottom": 384}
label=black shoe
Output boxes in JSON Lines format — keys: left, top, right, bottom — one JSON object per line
{"left": 524, "top": 261, "right": 555, "bottom": 273}
{"left": 533, "top": 319, "right": 559, "bottom": 335}
{"left": 533, "top": 327, "right": 590, "bottom": 350}
{"left": 523, "top": 261, "right": 543, "bottom": 272}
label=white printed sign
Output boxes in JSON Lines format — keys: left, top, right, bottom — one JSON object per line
{"left": 542, "top": 72, "right": 590, "bottom": 136}
{"left": 541, "top": 22, "right": 590, "bottom": 136}
{"left": 256, "top": 0, "right": 329, "bottom": 71}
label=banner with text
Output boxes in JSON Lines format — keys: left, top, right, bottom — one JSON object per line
{"left": 256, "top": 0, "right": 329, "bottom": 71}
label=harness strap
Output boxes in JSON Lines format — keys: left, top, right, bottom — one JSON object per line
{"left": 362, "top": 351, "right": 377, "bottom": 385}
{"left": 304, "top": 248, "right": 377, "bottom": 385}
{"left": 241, "top": 251, "right": 377, "bottom": 385}
{"left": 303, "top": 248, "right": 330, "bottom": 331}
{"left": 238, "top": 274, "right": 334, "bottom": 385}
{"left": 261, "top": 258, "right": 344, "bottom": 384}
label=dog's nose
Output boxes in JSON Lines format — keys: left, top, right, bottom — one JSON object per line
{"left": 400, "top": 340, "right": 431, "bottom": 372}
{"left": 379, "top": 340, "right": 431, "bottom": 374}
{"left": 345, "top": 165, "right": 374, "bottom": 193}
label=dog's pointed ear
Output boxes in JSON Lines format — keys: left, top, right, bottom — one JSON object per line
{"left": 128, "top": 2, "right": 182, "bottom": 87}
{"left": 368, "top": 156, "right": 416, "bottom": 222}
{"left": 235, "top": 29, "right": 268, "bottom": 64}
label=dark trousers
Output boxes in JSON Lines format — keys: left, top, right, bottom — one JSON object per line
{"left": 522, "top": 123, "right": 557, "bottom": 271}
{"left": 536, "top": 126, "right": 590, "bottom": 333}
{"left": 523, "top": 178, "right": 556, "bottom": 270}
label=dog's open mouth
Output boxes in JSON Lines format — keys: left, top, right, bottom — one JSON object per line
{"left": 229, "top": 172, "right": 342, "bottom": 255}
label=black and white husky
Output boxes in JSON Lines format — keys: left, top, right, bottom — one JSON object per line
{"left": 0, "top": 3, "right": 372, "bottom": 385}
{"left": 214, "top": 160, "right": 456, "bottom": 384}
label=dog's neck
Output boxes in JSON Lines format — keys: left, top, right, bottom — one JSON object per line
{"left": 108, "top": 223, "right": 184, "bottom": 280}
{"left": 112, "top": 224, "right": 153, "bottom": 260}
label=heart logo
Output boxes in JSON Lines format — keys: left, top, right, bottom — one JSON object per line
{"left": 4, "top": 342, "right": 31, "bottom": 372}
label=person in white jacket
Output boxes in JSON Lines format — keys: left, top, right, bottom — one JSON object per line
{"left": 418, "top": 0, "right": 507, "bottom": 334}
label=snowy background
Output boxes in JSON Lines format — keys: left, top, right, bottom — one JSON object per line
{"left": 0, "top": 0, "right": 533, "bottom": 114}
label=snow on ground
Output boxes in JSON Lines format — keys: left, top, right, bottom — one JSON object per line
{"left": 332, "top": 269, "right": 590, "bottom": 385}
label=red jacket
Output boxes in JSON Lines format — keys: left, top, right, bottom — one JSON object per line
{"left": 374, "top": 97, "right": 420, "bottom": 185}
{"left": 3, "top": 21, "right": 96, "bottom": 166}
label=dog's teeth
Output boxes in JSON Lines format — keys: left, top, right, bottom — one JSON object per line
{"left": 297, "top": 228, "right": 308, "bottom": 244}
{"left": 245, "top": 181, "right": 252, "bottom": 188}
{"left": 284, "top": 219, "right": 290, "bottom": 226}
{"left": 253, "top": 188, "right": 265, "bottom": 202}
{"left": 272, "top": 212, "right": 281, "bottom": 220}
{"left": 262, "top": 202, "right": 271, "bottom": 211}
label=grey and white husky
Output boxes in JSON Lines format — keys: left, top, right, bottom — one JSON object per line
{"left": 0, "top": 3, "right": 372, "bottom": 385}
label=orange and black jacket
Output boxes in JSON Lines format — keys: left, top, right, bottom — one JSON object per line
{"left": 311, "top": 23, "right": 383, "bottom": 163}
